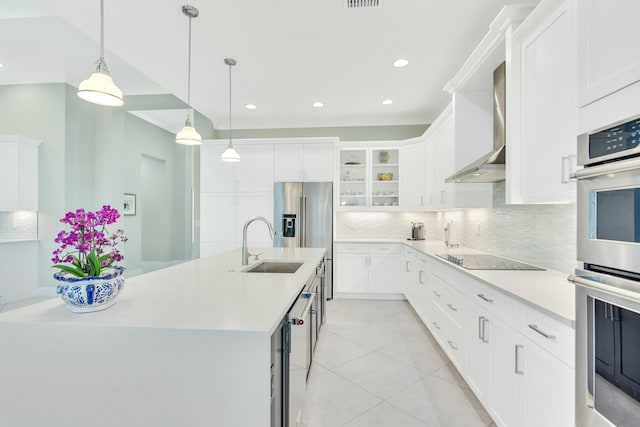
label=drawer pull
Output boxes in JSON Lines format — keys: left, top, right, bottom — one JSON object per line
{"left": 405, "top": 261, "right": 410, "bottom": 272}
{"left": 433, "top": 321, "right": 441, "bottom": 330}
{"left": 528, "top": 324, "right": 556, "bottom": 340}
{"left": 477, "top": 293, "right": 493, "bottom": 303}
{"left": 433, "top": 291, "right": 442, "bottom": 297}
{"left": 418, "top": 270, "right": 425, "bottom": 285}
{"left": 515, "top": 344, "right": 524, "bottom": 375}
{"left": 478, "top": 316, "right": 484, "bottom": 340}
{"left": 447, "top": 340, "right": 458, "bottom": 350}
{"left": 447, "top": 303, "right": 458, "bottom": 312}
{"left": 482, "top": 318, "right": 489, "bottom": 343}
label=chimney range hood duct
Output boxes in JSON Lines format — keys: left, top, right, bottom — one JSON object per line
{"left": 445, "top": 61, "right": 506, "bottom": 183}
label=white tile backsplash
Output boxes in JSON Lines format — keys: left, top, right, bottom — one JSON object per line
{"left": 336, "top": 203, "right": 577, "bottom": 273}
{"left": 0, "top": 211, "right": 38, "bottom": 241}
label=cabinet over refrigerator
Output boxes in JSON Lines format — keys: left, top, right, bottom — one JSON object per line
{"left": 274, "top": 182, "right": 333, "bottom": 299}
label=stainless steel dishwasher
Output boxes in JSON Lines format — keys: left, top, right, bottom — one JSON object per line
{"left": 284, "top": 277, "right": 317, "bottom": 426}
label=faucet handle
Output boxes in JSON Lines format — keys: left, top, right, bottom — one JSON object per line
{"left": 249, "top": 252, "right": 263, "bottom": 261}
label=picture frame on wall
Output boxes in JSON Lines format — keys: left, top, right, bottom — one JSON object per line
{"left": 123, "top": 193, "right": 136, "bottom": 216}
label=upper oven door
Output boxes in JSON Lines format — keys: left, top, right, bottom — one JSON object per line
{"left": 577, "top": 157, "right": 640, "bottom": 273}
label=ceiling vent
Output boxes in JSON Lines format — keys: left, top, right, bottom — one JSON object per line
{"left": 347, "top": 0, "right": 380, "bottom": 8}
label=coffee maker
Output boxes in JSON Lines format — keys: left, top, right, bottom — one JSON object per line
{"left": 409, "top": 222, "right": 426, "bottom": 240}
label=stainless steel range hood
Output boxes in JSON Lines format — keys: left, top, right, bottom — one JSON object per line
{"left": 446, "top": 62, "right": 506, "bottom": 183}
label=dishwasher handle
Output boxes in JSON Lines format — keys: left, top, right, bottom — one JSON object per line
{"left": 289, "top": 292, "right": 316, "bottom": 325}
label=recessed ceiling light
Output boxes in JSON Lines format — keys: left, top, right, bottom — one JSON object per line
{"left": 245, "top": 104, "right": 256, "bottom": 110}
{"left": 382, "top": 99, "right": 394, "bottom": 105}
{"left": 313, "top": 102, "right": 324, "bottom": 108}
{"left": 393, "top": 59, "right": 408, "bottom": 68}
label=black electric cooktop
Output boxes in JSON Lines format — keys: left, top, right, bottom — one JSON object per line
{"left": 436, "top": 254, "right": 545, "bottom": 271}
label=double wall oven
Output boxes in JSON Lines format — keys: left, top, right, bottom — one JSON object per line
{"left": 573, "top": 116, "right": 640, "bottom": 427}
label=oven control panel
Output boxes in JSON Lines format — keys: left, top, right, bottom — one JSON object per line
{"left": 588, "top": 117, "right": 640, "bottom": 160}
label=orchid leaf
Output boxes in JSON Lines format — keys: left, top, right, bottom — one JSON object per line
{"left": 88, "top": 249, "right": 101, "bottom": 276}
{"left": 52, "top": 264, "right": 86, "bottom": 278}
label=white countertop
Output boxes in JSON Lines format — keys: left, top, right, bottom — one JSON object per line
{"left": 0, "top": 247, "right": 326, "bottom": 335}
{"left": 336, "top": 238, "right": 575, "bottom": 326}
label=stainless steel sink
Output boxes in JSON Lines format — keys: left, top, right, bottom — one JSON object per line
{"left": 245, "top": 261, "right": 303, "bottom": 274}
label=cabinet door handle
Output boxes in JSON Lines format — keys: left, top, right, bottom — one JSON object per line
{"left": 447, "top": 340, "right": 458, "bottom": 350}
{"left": 515, "top": 344, "right": 524, "bottom": 375}
{"left": 482, "top": 318, "right": 489, "bottom": 343}
{"left": 478, "top": 316, "right": 484, "bottom": 340}
{"left": 447, "top": 303, "right": 458, "bottom": 312}
{"left": 418, "top": 270, "right": 425, "bottom": 285}
{"left": 528, "top": 324, "right": 556, "bottom": 340}
{"left": 561, "top": 156, "right": 570, "bottom": 184}
{"left": 440, "top": 190, "right": 445, "bottom": 204}
{"left": 477, "top": 293, "right": 493, "bottom": 303}
{"left": 433, "top": 321, "right": 441, "bottom": 330}
{"left": 405, "top": 261, "right": 410, "bottom": 272}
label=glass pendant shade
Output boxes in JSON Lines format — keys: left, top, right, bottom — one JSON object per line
{"left": 175, "top": 120, "right": 202, "bottom": 145}
{"left": 77, "top": 0, "right": 123, "bottom": 107}
{"left": 77, "top": 71, "right": 124, "bottom": 107}
{"left": 221, "top": 143, "right": 240, "bottom": 162}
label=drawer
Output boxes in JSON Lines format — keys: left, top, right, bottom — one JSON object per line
{"left": 520, "top": 304, "right": 575, "bottom": 368}
{"left": 336, "top": 243, "right": 368, "bottom": 254}
{"left": 466, "top": 278, "right": 520, "bottom": 326}
{"left": 369, "top": 244, "right": 401, "bottom": 255}
{"left": 433, "top": 304, "right": 465, "bottom": 371}
{"left": 431, "top": 271, "right": 465, "bottom": 328}
{"left": 431, "top": 258, "right": 468, "bottom": 294}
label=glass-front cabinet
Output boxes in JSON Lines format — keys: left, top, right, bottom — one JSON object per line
{"left": 338, "top": 147, "right": 400, "bottom": 209}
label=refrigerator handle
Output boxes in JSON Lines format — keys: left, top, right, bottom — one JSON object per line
{"left": 299, "top": 196, "right": 304, "bottom": 247}
{"left": 302, "top": 196, "right": 307, "bottom": 247}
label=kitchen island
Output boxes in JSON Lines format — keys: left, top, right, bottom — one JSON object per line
{"left": 0, "top": 247, "right": 326, "bottom": 427}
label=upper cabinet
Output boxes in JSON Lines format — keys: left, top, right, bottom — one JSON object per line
{"left": 337, "top": 145, "right": 401, "bottom": 210}
{"left": 273, "top": 139, "right": 335, "bottom": 182}
{"left": 0, "top": 136, "right": 41, "bottom": 211}
{"left": 507, "top": 0, "right": 577, "bottom": 204}
{"left": 577, "top": 0, "right": 640, "bottom": 108}
{"left": 400, "top": 139, "right": 425, "bottom": 211}
{"left": 576, "top": 0, "right": 640, "bottom": 134}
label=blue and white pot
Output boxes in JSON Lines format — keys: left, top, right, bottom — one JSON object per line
{"left": 55, "top": 266, "right": 125, "bottom": 313}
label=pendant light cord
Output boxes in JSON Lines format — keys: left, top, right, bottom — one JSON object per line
{"left": 186, "top": 15, "right": 193, "bottom": 123}
{"left": 96, "top": 0, "right": 109, "bottom": 75}
{"left": 228, "top": 62, "right": 232, "bottom": 145}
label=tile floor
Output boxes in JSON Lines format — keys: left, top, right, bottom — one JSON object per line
{"left": 302, "top": 298, "right": 496, "bottom": 427}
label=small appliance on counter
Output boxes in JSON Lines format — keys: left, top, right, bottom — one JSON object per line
{"left": 408, "top": 222, "right": 426, "bottom": 240}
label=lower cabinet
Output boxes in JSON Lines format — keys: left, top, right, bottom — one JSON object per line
{"left": 404, "top": 250, "right": 575, "bottom": 427}
{"left": 335, "top": 243, "right": 401, "bottom": 296}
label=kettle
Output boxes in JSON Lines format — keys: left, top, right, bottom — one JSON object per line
{"left": 410, "top": 222, "right": 426, "bottom": 240}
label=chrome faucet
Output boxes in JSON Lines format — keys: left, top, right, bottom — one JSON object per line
{"left": 242, "top": 216, "right": 275, "bottom": 265}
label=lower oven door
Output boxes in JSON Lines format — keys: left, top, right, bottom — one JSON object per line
{"left": 576, "top": 157, "right": 640, "bottom": 274}
{"left": 573, "top": 271, "right": 640, "bottom": 427}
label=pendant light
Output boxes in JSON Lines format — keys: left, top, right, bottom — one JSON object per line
{"left": 175, "top": 5, "right": 202, "bottom": 145}
{"left": 221, "top": 58, "right": 240, "bottom": 162}
{"left": 77, "top": 0, "right": 124, "bottom": 107}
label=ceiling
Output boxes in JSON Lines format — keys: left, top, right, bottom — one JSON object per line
{"left": 0, "top": 0, "right": 540, "bottom": 131}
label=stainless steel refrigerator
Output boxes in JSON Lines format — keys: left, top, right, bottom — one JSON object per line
{"left": 274, "top": 182, "right": 333, "bottom": 299}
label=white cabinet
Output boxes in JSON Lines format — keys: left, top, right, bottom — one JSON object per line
{"left": 423, "top": 105, "right": 492, "bottom": 210}
{"left": 401, "top": 140, "right": 425, "bottom": 210}
{"left": 577, "top": 0, "right": 640, "bottom": 107}
{"left": 337, "top": 147, "right": 401, "bottom": 210}
{"left": 507, "top": 0, "right": 577, "bottom": 204}
{"left": 402, "top": 247, "right": 575, "bottom": 427}
{"left": 465, "top": 301, "right": 492, "bottom": 407}
{"left": 273, "top": 141, "right": 334, "bottom": 182}
{"left": 200, "top": 140, "right": 275, "bottom": 256}
{"left": 0, "top": 136, "right": 41, "bottom": 211}
{"left": 335, "top": 243, "right": 401, "bottom": 296}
